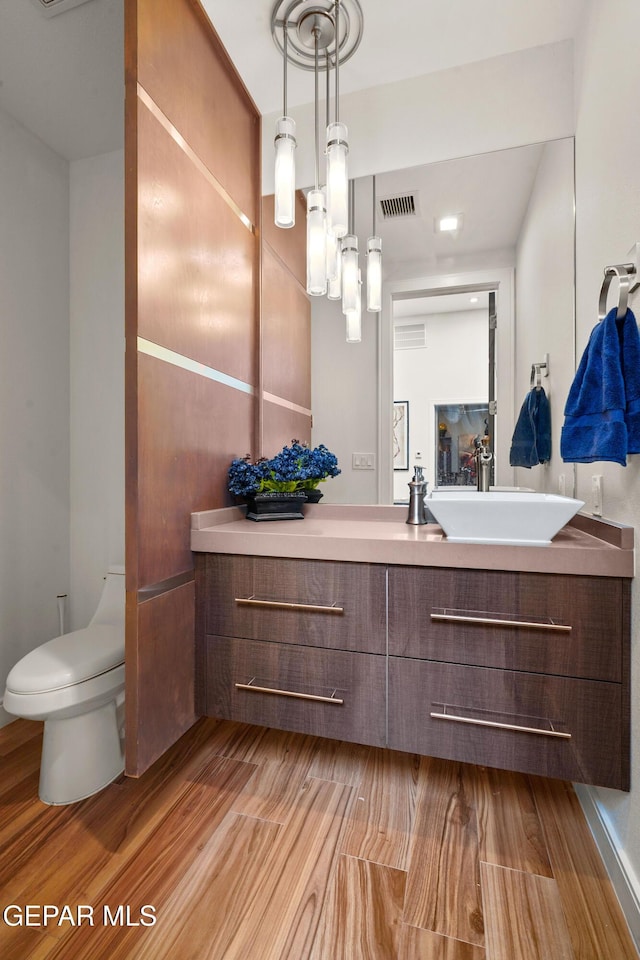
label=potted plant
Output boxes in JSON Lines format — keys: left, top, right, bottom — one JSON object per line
{"left": 228, "top": 440, "right": 341, "bottom": 520}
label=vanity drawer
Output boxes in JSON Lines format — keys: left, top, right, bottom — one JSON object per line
{"left": 388, "top": 567, "right": 624, "bottom": 681}
{"left": 388, "top": 657, "right": 627, "bottom": 789}
{"left": 204, "top": 634, "right": 386, "bottom": 747}
{"left": 203, "top": 554, "right": 386, "bottom": 653}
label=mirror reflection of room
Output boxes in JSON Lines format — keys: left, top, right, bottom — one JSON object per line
{"left": 391, "top": 288, "right": 491, "bottom": 500}
{"left": 311, "top": 137, "right": 576, "bottom": 505}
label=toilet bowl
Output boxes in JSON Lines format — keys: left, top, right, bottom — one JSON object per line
{"left": 3, "top": 566, "right": 126, "bottom": 805}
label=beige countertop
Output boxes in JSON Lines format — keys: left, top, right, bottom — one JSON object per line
{"left": 191, "top": 504, "right": 634, "bottom": 578}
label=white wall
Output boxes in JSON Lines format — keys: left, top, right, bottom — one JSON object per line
{"left": 0, "top": 137, "right": 124, "bottom": 724}
{"left": 69, "top": 149, "right": 125, "bottom": 630}
{"left": 264, "top": 41, "right": 575, "bottom": 191}
{"left": 571, "top": 0, "right": 640, "bottom": 932}
{"left": 513, "top": 138, "right": 576, "bottom": 493}
{"left": 0, "top": 108, "right": 70, "bottom": 725}
{"left": 393, "top": 310, "right": 487, "bottom": 500}
{"left": 311, "top": 177, "right": 379, "bottom": 504}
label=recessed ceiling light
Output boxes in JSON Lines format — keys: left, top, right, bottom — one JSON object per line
{"left": 434, "top": 213, "right": 464, "bottom": 234}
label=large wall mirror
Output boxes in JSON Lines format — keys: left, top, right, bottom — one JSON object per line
{"left": 312, "top": 137, "right": 576, "bottom": 506}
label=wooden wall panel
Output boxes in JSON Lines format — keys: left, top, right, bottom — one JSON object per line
{"left": 136, "top": 353, "right": 254, "bottom": 588}
{"left": 137, "top": 102, "right": 256, "bottom": 383}
{"left": 262, "top": 192, "right": 307, "bottom": 288}
{"left": 126, "top": 0, "right": 260, "bottom": 776}
{"left": 262, "top": 245, "right": 311, "bottom": 409}
{"left": 126, "top": 582, "right": 197, "bottom": 775}
{"left": 137, "top": 0, "right": 260, "bottom": 223}
{"left": 127, "top": 0, "right": 311, "bottom": 777}
{"left": 262, "top": 401, "right": 312, "bottom": 458}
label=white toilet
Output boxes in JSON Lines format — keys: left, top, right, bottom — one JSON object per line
{"left": 3, "top": 565, "right": 126, "bottom": 805}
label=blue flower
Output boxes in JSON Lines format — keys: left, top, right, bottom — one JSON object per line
{"left": 227, "top": 441, "right": 341, "bottom": 497}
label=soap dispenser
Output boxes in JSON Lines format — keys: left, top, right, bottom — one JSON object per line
{"left": 406, "top": 465, "right": 428, "bottom": 525}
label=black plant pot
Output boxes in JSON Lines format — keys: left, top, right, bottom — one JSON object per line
{"left": 304, "top": 488, "right": 324, "bottom": 503}
{"left": 245, "top": 492, "right": 306, "bottom": 521}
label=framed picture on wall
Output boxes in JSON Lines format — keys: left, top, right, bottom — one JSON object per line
{"left": 393, "top": 401, "right": 409, "bottom": 470}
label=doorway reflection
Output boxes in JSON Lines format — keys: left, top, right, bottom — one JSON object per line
{"left": 392, "top": 288, "right": 491, "bottom": 499}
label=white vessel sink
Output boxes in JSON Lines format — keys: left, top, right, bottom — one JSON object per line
{"left": 427, "top": 491, "right": 585, "bottom": 546}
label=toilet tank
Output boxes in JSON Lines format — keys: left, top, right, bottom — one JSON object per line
{"left": 90, "top": 566, "right": 125, "bottom": 627}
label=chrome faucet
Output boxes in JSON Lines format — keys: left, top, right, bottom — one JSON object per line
{"left": 474, "top": 435, "right": 493, "bottom": 492}
{"left": 406, "top": 465, "right": 428, "bottom": 524}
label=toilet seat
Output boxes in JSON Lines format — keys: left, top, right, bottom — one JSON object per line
{"left": 5, "top": 624, "right": 124, "bottom": 695}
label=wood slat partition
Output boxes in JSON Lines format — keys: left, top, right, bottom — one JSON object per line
{"left": 125, "top": 0, "right": 262, "bottom": 775}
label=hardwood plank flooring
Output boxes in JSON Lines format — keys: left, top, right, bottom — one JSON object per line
{"left": 403, "top": 757, "right": 484, "bottom": 945}
{"left": 311, "top": 855, "right": 407, "bottom": 959}
{"left": 474, "top": 768, "right": 553, "bottom": 878}
{"left": 341, "top": 748, "right": 420, "bottom": 870}
{"left": 480, "top": 862, "right": 574, "bottom": 959}
{"left": 531, "top": 776, "right": 639, "bottom": 960}
{"left": 0, "top": 718, "right": 637, "bottom": 960}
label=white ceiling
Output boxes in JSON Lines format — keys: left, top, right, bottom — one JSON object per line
{"left": 394, "top": 291, "right": 489, "bottom": 321}
{"left": 0, "top": 0, "right": 123, "bottom": 161}
{"left": 201, "top": 0, "right": 587, "bottom": 117}
{"left": 376, "top": 141, "right": 546, "bottom": 267}
{"left": 0, "top": 0, "right": 581, "bottom": 268}
{"left": 0, "top": 0, "right": 587, "bottom": 161}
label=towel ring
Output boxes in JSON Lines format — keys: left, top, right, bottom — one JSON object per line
{"left": 598, "top": 263, "right": 638, "bottom": 320}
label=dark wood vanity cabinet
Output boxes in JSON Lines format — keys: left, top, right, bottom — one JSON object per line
{"left": 196, "top": 554, "right": 630, "bottom": 790}
{"left": 196, "top": 554, "right": 387, "bottom": 747}
{"left": 388, "top": 566, "right": 630, "bottom": 790}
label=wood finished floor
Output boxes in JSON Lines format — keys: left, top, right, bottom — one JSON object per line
{"left": 0, "top": 717, "right": 637, "bottom": 960}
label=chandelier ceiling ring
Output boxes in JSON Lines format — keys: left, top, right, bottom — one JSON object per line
{"left": 270, "top": 0, "right": 364, "bottom": 72}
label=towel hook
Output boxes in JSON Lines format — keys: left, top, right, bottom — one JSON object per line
{"left": 530, "top": 357, "right": 548, "bottom": 389}
{"left": 598, "top": 263, "right": 638, "bottom": 320}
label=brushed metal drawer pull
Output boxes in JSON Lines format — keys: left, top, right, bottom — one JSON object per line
{"left": 430, "top": 710, "right": 571, "bottom": 739}
{"left": 235, "top": 679, "right": 344, "bottom": 705}
{"left": 430, "top": 611, "right": 571, "bottom": 633}
{"left": 235, "top": 596, "right": 344, "bottom": 615}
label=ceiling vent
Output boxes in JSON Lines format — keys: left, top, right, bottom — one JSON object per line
{"left": 33, "top": 0, "right": 96, "bottom": 18}
{"left": 379, "top": 193, "right": 418, "bottom": 221}
{"left": 394, "top": 322, "right": 426, "bottom": 350}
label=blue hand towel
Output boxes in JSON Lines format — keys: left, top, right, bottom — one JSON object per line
{"left": 561, "top": 307, "right": 640, "bottom": 465}
{"left": 510, "top": 386, "right": 551, "bottom": 468}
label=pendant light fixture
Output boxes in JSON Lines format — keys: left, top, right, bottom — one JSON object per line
{"left": 324, "top": 51, "right": 341, "bottom": 293}
{"left": 366, "top": 237, "right": 382, "bottom": 312}
{"left": 274, "top": 19, "right": 296, "bottom": 228}
{"left": 366, "top": 177, "right": 382, "bottom": 312}
{"left": 306, "top": 19, "right": 327, "bottom": 296}
{"left": 271, "top": 2, "right": 376, "bottom": 333}
{"left": 345, "top": 268, "right": 362, "bottom": 342}
{"left": 342, "top": 178, "right": 359, "bottom": 314}
{"left": 325, "top": 0, "right": 348, "bottom": 238}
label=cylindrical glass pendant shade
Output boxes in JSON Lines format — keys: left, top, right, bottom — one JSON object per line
{"left": 307, "top": 189, "right": 327, "bottom": 296}
{"left": 328, "top": 237, "right": 342, "bottom": 299}
{"left": 326, "top": 229, "right": 339, "bottom": 282}
{"left": 326, "top": 121, "right": 349, "bottom": 238}
{"left": 366, "top": 236, "right": 382, "bottom": 312}
{"left": 345, "top": 270, "right": 362, "bottom": 342}
{"left": 341, "top": 235, "right": 359, "bottom": 313}
{"left": 274, "top": 117, "right": 296, "bottom": 229}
